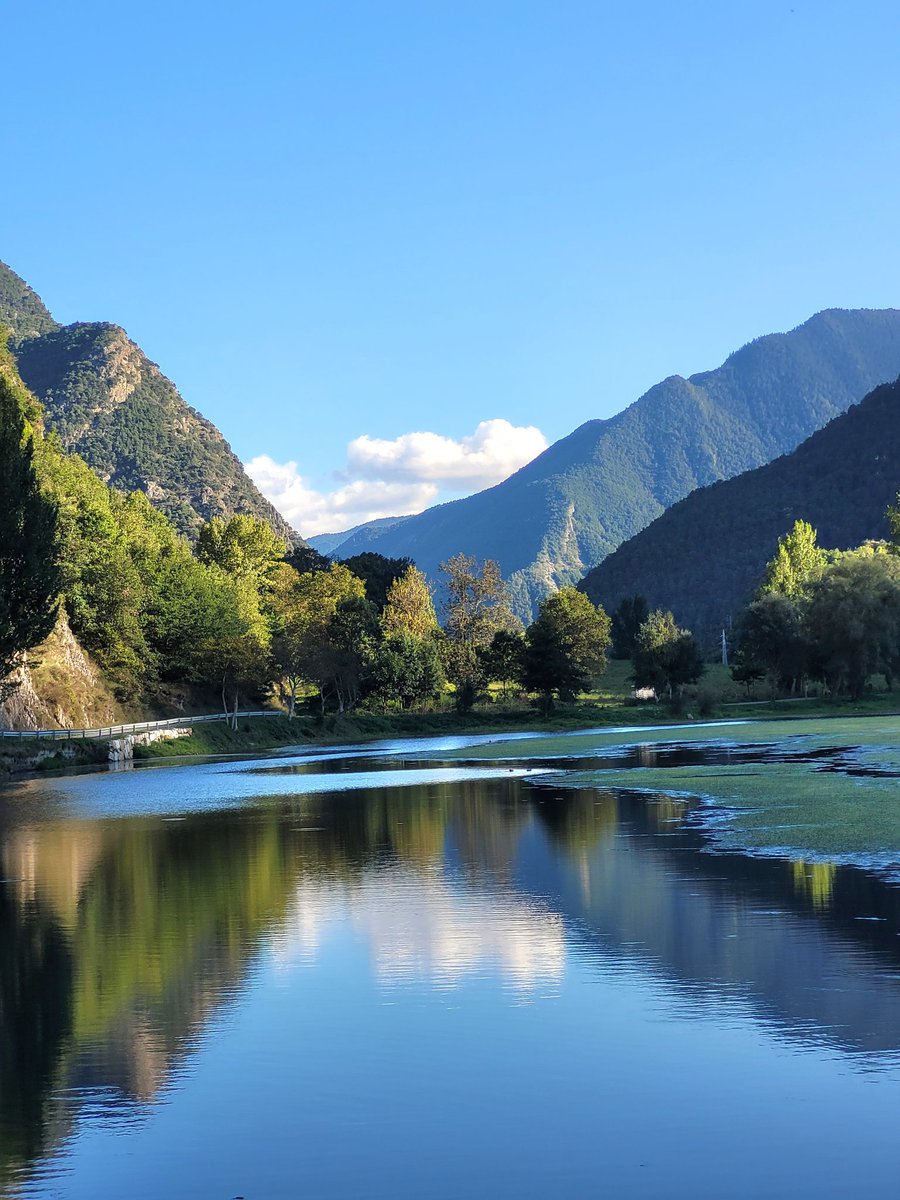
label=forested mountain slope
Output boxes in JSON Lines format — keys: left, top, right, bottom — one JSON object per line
{"left": 0, "top": 260, "right": 300, "bottom": 543}
{"left": 579, "top": 377, "right": 900, "bottom": 645}
{"left": 328, "top": 309, "right": 900, "bottom": 617}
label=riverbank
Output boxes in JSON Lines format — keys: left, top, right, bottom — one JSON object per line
{"left": 135, "top": 696, "right": 898, "bottom": 762}
{"left": 0, "top": 736, "right": 110, "bottom": 776}
{"left": 5, "top": 676, "right": 900, "bottom": 778}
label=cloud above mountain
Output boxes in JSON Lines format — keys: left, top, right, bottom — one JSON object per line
{"left": 345, "top": 419, "right": 548, "bottom": 488}
{"left": 246, "top": 418, "right": 547, "bottom": 537}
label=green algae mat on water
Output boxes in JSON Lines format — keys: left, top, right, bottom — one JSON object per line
{"left": 426, "top": 715, "right": 900, "bottom": 870}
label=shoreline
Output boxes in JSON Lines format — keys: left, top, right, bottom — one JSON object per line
{"left": 4, "top": 693, "right": 900, "bottom": 784}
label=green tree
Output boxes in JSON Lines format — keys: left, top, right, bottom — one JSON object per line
{"left": 523, "top": 588, "right": 611, "bottom": 712}
{"left": 632, "top": 610, "right": 704, "bottom": 700}
{"left": 610, "top": 595, "right": 649, "bottom": 660}
{"left": 805, "top": 549, "right": 900, "bottom": 698}
{"left": 38, "top": 444, "right": 150, "bottom": 688}
{"left": 340, "top": 552, "right": 412, "bottom": 611}
{"left": 479, "top": 630, "right": 526, "bottom": 699}
{"left": 732, "top": 594, "right": 807, "bottom": 698}
{"left": 0, "top": 350, "right": 59, "bottom": 695}
{"left": 195, "top": 571, "right": 272, "bottom": 725}
{"left": 887, "top": 493, "right": 900, "bottom": 552}
{"left": 759, "top": 519, "right": 827, "bottom": 599}
{"left": 197, "top": 514, "right": 286, "bottom": 587}
{"left": 319, "top": 597, "right": 381, "bottom": 713}
{"left": 381, "top": 566, "right": 439, "bottom": 640}
{"left": 441, "top": 553, "right": 520, "bottom": 708}
{"left": 369, "top": 631, "right": 445, "bottom": 710}
{"left": 269, "top": 564, "right": 367, "bottom": 714}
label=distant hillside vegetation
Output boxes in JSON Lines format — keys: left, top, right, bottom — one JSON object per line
{"left": 0, "top": 259, "right": 301, "bottom": 544}
{"left": 325, "top": 309, "right": 900, "bottom": 618}
{"left": 579, "top": 376, "right": 900, "bottom": 645}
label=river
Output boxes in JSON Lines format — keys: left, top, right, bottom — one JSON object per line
{"left": 1, "top": 730, "right": 899, "bottom": 1198}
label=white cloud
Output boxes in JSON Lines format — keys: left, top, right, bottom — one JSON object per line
{"left": 271, "top": 866, "right": 565, "bottom": 990}
{"left": 346, "top": 419, "right": 548, "bottom": 488}
{"left": 246, "top": 418, "right": 548, "bottom": 538}
{"left": 245, "top": 455, "right": 437, "bottom": 537}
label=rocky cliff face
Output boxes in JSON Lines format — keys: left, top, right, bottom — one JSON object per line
{"left": 0, "top": 259, "right": 301, "bottom": 544}
{"left": 0, "top": 613, "right": 124, "bottom": 731}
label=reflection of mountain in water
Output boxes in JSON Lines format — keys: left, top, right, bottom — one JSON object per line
{"left": 2, "top": 772, "right": 900, "bottom": 1193}
{"left": 518, "top": 787, "right": 900, "bottom": 1057}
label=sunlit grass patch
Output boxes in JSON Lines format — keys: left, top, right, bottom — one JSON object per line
{"left": 432, "top": 713, "right": 900, "bottom": 763}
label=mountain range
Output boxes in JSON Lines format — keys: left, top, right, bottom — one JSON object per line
{"left": 310, "top": 309, "right": 900, "bottom": 618}
{"left": 6, "top": 256, "right": 900, "bottom": 624}
{"left": 0, "top": 260, "right": 300, "bottom": 544}
{"left": 579, "top": 376, "right": 900, "bottom": 644}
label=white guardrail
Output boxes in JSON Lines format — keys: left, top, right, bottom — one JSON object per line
{"left": 0, "top": 711, "right": 284, "bottom": 741}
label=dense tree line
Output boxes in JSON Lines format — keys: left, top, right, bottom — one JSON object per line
{"left": 0, "top": 344, "right": 59, "bottom": 696}
{"left": 730, "top": 516, "right": 900, "bottom": 699}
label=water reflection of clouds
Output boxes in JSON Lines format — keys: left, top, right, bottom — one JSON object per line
{"left": 272, "top": 867, "right": 565, "bottom": 991}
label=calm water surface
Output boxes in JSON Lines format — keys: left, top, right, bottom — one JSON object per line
{"left": 2, "top": 734, "right": 899, "bottom": 1199}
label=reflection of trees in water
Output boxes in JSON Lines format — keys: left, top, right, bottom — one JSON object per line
{"left": 0, "top": 814, "right": 302, "bottom": 1191}
{"left": 536, "top": 787, "right": 900, "bottom": 1057}
{"left": 791, "top": 860, "right": 836, "bottom": 910}
{"left": 530, "top": 789, "right": 620, "bottom": 904}
{"left": 534, "top": 789, "right": 619, "bottom": 855}
{"left": 0, "top": 880, "right": 73, "bottom": 1193}
{"left": 617, "top": 787, "right": 900, "bottom": 953}
{"left": 444, "top": 778, "right": 529, "bottom": 885}
{"left": 0, "top": 785, "right": 474, "bottom": 1186}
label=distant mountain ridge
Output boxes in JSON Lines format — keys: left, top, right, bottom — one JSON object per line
{"left": 579, "top": 376, "right": 900, "bottom": 644}
{"left": 0, "top": 259, "right": 301, "bottom": 544}
{"left": 308, "top": 514, "right": 414, "bottom": 557}
{"left": 322, "top": 308, "right": 900, "bottom": 617}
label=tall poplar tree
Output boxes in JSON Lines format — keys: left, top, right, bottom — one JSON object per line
{"left": 759, "top": 520, "right": 827, "bottom": 599}
{"left": 0, "top": 351, "right": 59, "bottom": 694}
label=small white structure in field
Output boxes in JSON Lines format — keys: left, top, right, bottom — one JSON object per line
{"left": 631, "top": 686, "right": 657, "bottom": 702}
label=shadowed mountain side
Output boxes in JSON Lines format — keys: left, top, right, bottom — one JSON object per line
{"left": 325, "top": 309, "right": 900, "bottom": 618}
{"left": 0, "top": 260, "right": 302, "bottom": 544}
{"left": 579, "top": 376, "right": 900, "bottom": 644}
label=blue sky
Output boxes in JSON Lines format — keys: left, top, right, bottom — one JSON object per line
{"left": 4, "top": 1, "right": 900, "bottom": 533}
